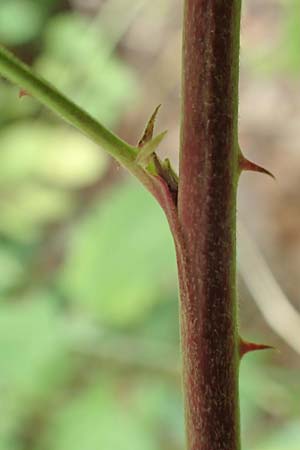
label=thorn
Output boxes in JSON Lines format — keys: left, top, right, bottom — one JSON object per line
{"left": 19, "top": 88, "right": 30, "bottom": 98}
{"left": 240, "top": 157, "right": 275, "bottom": 179}
{"left": 239, "top": 338, "right": 274, "bottom": 358}
{"left": 239, "top": 151, "right": 275, "bottom": 180}
{"left": 138, "top": 104, "right": 162, "bottom": 148}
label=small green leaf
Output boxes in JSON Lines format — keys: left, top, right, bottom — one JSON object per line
{"left": 136, "top": 130, "right": 168, "bottom": 167}
{"left": 138, "top": 104, "right": 161, "bottom": 148}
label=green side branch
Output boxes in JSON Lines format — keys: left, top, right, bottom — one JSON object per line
{"left": 0, "top": 45, "right": 137, "bottom": 168}
{"left": 0, "top": 45, "right": 179, "bottom": 217}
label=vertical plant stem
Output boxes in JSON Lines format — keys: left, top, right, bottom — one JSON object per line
{"left": 177, "top": 1, "right": 242, "bottom": 449}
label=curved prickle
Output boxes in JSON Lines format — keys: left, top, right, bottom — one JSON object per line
{"left": 239, "top": 338, "right": 274, "bottom": 358}
{"left": 239, "top": 148, "right": 275, "bottom": 179}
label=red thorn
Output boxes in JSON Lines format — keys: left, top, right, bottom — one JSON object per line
{"left": 19, "top": 89, "right": 29, "bottom": 98}
{"left": 239, "top": 155, "right": 275, "bottom": 180}
{"left": 240, "top": 339, "right": 274, "bottom": 358}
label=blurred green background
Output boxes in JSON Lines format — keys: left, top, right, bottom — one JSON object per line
{"left": 0, "top": 1, "right": 300, "bottom": 449}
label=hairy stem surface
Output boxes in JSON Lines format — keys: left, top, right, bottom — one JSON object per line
{"left": 177, "top": 2, "right": 242, "bottom": 449}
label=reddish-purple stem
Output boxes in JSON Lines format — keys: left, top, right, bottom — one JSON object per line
{"left": 176, "top": 2, "right": 242, "bottom": 449}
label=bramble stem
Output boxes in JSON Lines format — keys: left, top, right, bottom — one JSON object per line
{"left": 177, "top": 1, "right": 242, "bottom": 449}
{"left": 0, "top": 4, "right": 244, "bottom": 446}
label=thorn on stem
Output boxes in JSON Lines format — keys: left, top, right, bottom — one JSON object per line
{"left": 18, "top": 88, "right": 30, "bottom": 98}
{"left": 239, "top": 338, "right": 274, "bottom": 358}
{"left": 239, "top": 150, "right": 275, "bottom": 179}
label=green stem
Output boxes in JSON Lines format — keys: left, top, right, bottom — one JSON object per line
{"left": 0, "top": 45, "right": 137, "bottom": 168}
{"left": 0, "top": 45, "right": 179, "bottom": 233}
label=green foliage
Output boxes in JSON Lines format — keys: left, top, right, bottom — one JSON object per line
{"left": 279, "top": 0, "right": 300, "bottom": 74}
{"left": 0, "top": 122, "right": 107, "bottom": 241}
{"left": 252, "top": 422, "right": 300, "bottom": 450}
{"left": 35, "top": 13, "right": 136, "bottom": 123}
{"left": 61, "top": 182, "right": 176, "bottom": 327}
{"left": 40, "top": 379, "right": 158, "bottom": 450}
{"left": 246, "top": 0, "right": 300, "bottom": 77}
{"left": 0, "top": 296, "right": 72, "bottom": 450}
{"left": 0, "top": 0, "right": 47, "bottom": 45}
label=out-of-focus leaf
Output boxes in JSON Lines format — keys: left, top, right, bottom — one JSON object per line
{"left": 280, "top": 0, "right": 300, "bottom": 74}
{"left": 131, "top": 378, "right": 184, "bottom": 448}
{"left": 135, "top": 295, "right": 180, "bottom": 342}
{"left": 240, "top": 357, "right": 272, "bottom": 446}
{"left": 0, "top": 0, "right": 45, "bottom": 45}
{"left": 240, "top": 355, "right": 299, "bottom": 448}
{"left": 35, "top": 129, "right": 107, "bottom": 188}
{"left": 35, "top": 13, "right": 137, "bottom": 124}
{"left": 251, "top": 421, "right": 300, "bottom": 450}
{"left": 0, "top": 296, "right": 69, "bottom": 391}
{"left": 61, "top": 181, "right": 177, "bottom": 327}
{"left": 0, "top": 123, "right": 106, "bottom": 187}
{"left": 0, "top": 247, "right": 23, "bottom": 292}
{"left": 245, "top": 0, "right": 300, "bottom": 76}
{"left": 0, "top": 296, "right": 72, "bottom": 428}
{"left": 0, "top": 122, "right": 108, "bottom": 240}
{"left": 0, "top": 183, "right": 70, "bottom": 237}
{"left": 39, "top": 379, "right": 157, "bottom": 450}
